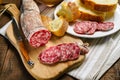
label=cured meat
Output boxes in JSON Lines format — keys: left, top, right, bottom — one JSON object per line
{"left": 87, "top": 22, "right": 97, "bottom": 34}
{"left": 73, "top": 21, "right": 97, "bottom": 34}
{"left": 57, "top": 43, "right": 80, "bottom": 61}
{"left": 97, "top": 22, "right": 114, "bottom": 31}
{"left": 73, "top": 21, "right": 114, "bottom": 35}
{"left": 39, "top": 43, "right": 89, "bottom": 64}
{"left": 39, "top": 46, "right": 61, "bottom": 64}
{"left": 29, "top": 29, "right": 51, "bottom": 47}
{"left": 22, "top": 0, "right": 40, "bottom": 12}
{"left": 73, "top": 21, "right": 91, "bottom": 34}
{"left": 21, "top": 0, "right": 51, "bottom": 47}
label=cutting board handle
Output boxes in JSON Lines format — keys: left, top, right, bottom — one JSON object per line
{"left": 5, "top": 3, "right": 20, "bottom": 22}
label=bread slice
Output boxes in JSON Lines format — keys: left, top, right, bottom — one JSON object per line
{"left": 80, "top": 0, "right": 118, "bottom": 12}
{"left": 75, "top": 0, "right": 106, "bottom": 22}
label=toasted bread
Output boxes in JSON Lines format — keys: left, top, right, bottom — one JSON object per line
{"left": 80, "top": 0, "right": 118, "bottom": 12}
{"left": 75, "top": 0, "right": 106, "bottom": 22}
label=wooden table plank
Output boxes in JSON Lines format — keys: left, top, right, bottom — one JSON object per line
{"left": 100, "top": 59, "right": 120, "bottom": 80}
{"left": 0, "top": 36, "right": 8, "bottom": 73}
{"left": 0, "top": 39, "right": 35, "bottom": 80}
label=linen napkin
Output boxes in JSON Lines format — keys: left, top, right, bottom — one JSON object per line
{"left": 68, "top": 31, "right": 120, "bottom": 80}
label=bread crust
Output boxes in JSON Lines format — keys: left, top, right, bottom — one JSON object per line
{"left": 51, "top": 17, "right": 68, "bottom": 37}
{"left": 81, "top": 0, "right": 117, "bottom": 12}
{"left": 79, "top": 11, "right": 105, "bottom": 22}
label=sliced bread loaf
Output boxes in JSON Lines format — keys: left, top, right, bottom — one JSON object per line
{"left": 75, "top": 0, "right": 106, "bottom": 22}
{"left": 80, "top": 0, "right": 118, "bottom": 12}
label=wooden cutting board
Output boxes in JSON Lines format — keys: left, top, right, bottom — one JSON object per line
{"left": 4, "top": 3, "right": 85, "bottom": 80}
{"left": 6, "top": 23, "right": 85, "bottom": 80}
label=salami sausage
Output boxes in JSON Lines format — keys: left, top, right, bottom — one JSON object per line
{"left": 73, "top": 21, "right": 114, "bottom": 35}
{"left": 21, "top": 0, "right": 51, "bottom": 47}
{"left": 22, "top": 0, "right": 40, "bottom": 12}
{"left": 38, "top": 43, "right": 89, "bottom": 64}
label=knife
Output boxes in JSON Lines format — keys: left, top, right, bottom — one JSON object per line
{"left": 12, "top": 17, "right": 34, "bottom": 67}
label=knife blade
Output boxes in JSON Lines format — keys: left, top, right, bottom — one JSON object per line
{"left": 0, "top": 20, "right": 12, "bottom": 37}
{"left": 12, "top": 17, "right": 34, "bottom": 67}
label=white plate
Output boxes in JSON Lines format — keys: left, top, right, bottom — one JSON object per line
{"left": 54, "top": 0, "right": 120, "bottom": 38}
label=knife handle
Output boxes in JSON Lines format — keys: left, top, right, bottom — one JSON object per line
{"left": 18, "top": 41, "right": 34, "bottom": 67}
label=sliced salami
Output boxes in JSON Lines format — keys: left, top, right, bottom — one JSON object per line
{"left": 39, "top": 43, "right": 89, "bottom": 64}
{"left": 57, "top": 43, "right": 71, "bottom": 61}
{"left": 67, "top": 43, "right": 80, "bottom": 60}
{"left": 57, "top": 43, "right": 80, "bottom": 61}
{"left": 73, "top": 21, "right": 114, "bottom": 35}
{"left": 73, "top": 21, "right": 91, "bottom": 34}
{"left": 97, "top": 22, "right": 114, "bottom": 31}
{"left": 73, "top": 21, "right": 97, "bottom": 34}
{"left": 39, "top": 46, "right": 61, "bottom": 64}
{"left": 87, "top": 22, "right": 97, "bottom": 34}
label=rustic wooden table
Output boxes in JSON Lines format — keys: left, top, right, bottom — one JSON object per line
{"left": 0, "top": 0, "right": 120, "bottom": 80}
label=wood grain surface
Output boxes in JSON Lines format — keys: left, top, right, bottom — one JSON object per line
{"left": 0, "top": 0, "right": 120, "bottom": 80}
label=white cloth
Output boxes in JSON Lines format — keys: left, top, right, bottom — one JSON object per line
{"left": 68, "top": 30, "right": 120, "bottom": 80}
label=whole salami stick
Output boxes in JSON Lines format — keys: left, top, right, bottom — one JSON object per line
{"left": 21, "top": 0, "right": 51, "bottom": 48}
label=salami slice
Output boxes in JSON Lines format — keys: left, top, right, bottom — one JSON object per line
{"left": 73, "top": 21, "right": 92, "bottom": 34}
{"left": 39, "top": 43, "right": 89, "bottom": 64}
{"left": 67, "top": 43, "right": 80, "bottom": 60}
{"left": 57, "top": 43, "right": 71, "bottom": 61}
{"left": 39, "top": 46, "right": 61, "bottom": 64}
{"left": 97, "top": 22, "right": 114, "bottom": 31}
{"left": 73, "top": 21, "right": 98, "bottom": 34}
{"left": 57, "top": 43, "right": 80, "bottom": 61}
{"left": 21, "top": 0, "right": 51, "bottom": 47}
{"left": 87, "top": 22, "right": 97, "bottom": 34}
